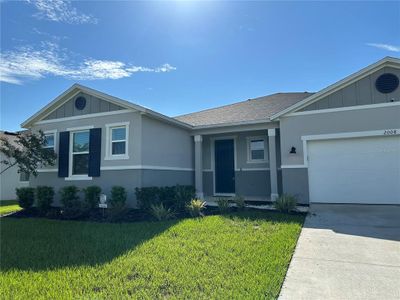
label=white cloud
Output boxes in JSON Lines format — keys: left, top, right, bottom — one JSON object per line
{"left": 0, "top": 42, "right": 177, "bottom": 84}
{"left": 366, "top": 43, "right": 400, "bottom": 52}
{"left": 27, "top": 0, "right": 98, "bottom": 24}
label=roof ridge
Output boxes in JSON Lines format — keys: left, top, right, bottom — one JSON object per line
{"left": 175, "top": 92, "right": 313, "bottom": 118}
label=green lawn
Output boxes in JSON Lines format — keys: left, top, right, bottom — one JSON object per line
{"left": 0, "top": 211, "right": 304, "bottom": 299}
{"left": 0, "top": 200, "right": 21, "bottom": 216}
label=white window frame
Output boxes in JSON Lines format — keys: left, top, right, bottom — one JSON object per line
{"left": 246, "top": 136, "right": 268, "bottom": 163}
{"left": 43, "top": 130, "right": 57, "bottom": 152}
{"left": 105, "top": 122, "right": 130, "bottom": 160}
{"left": 66, "top": 128, "right": 92, "bottom": 181}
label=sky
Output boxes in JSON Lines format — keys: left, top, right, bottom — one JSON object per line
{"left": 1, "top": 1, "right": 399, "bottom": 131}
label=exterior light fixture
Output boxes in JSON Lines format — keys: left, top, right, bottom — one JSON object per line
{"left": 289, "top": 146, "right": 296, "bottom": 154}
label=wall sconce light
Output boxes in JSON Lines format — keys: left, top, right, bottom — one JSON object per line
{"left": 289, "top": 146, "right": 296, "bottom": 154}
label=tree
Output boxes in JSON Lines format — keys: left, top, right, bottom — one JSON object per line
{"left": 0, "top": 130, "right": 57, "bottom": 176}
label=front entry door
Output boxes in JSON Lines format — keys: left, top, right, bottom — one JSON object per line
{"left": 215, "top": 139, "right": 235, "bottom": 194}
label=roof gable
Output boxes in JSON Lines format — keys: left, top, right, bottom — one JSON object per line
{"left": 271, "top": 56, "right": 400, "bottom": 119}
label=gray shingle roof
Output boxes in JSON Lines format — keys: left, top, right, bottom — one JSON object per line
{"left": 174, "top": 92, "right": 314, "bottom": 127}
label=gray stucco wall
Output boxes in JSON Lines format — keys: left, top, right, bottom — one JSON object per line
{"left": 141, "top": 116, "right": 194, "bottom": 169}
{"left": 301, "top": 67, "right": 400, "bottom": 111}
{"left": 280, "top": 104, "right": 400, "bottom": 204}
{"left": 44, "top": 92, "right": 125, "bottom": 120}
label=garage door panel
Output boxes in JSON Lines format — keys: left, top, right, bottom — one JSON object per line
{"left": 308, "top": 135, "right": 400, "bottom": 204}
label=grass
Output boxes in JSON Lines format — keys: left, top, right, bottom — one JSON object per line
{"left": 0, "top": 200, "right": 21, "bottom": 216}
{"left": 0, "top": 210, "right": 304, "bottom": 299}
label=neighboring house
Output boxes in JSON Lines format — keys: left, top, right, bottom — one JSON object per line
{"left": 0, "top": 131, "right": 29, "bottom": 200}
{"left": 21, "top": 57, "right": 400, "bottom": 206}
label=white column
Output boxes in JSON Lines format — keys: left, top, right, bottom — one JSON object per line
{"left": 194, "top": 135, "right": 204, "bottom": 199}
{"left": 268, "top": 128, "right": 279, "bottom": 201}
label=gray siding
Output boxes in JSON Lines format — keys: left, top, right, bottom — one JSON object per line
{"left": 141, "top": 116, "right": 194, "bottom": 169}
{"left": 43, "top": 92, "right": 125, "bottom": 120}
{"left": 301, "top": 67, "right": 400, "bottom": 111}
{"left": 141, "top": 170, "right": 194, "bottom": 187}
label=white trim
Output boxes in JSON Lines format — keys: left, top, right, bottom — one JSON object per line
{"left": 194, "top": 135, "right": 202, "bottom": 142}
{"left": 280, "top": 165, "right": 307, "bottom": 169}
{"left": 214, "top": 193, "right": 236, "bottom": 197}
{"left": 43, "top": 129, "right": 57, "bottom": 152}
{"left": 301, "top": 128, "right": 400, "bottom": 167}
{"left": 287, "top": 101, "right": 400, "bottom": 117}
{"left": 66, "top": 125, "right": 94, "bottom": 131}
{"left": 100, "top": 165, "right": 194, "bottom": 171}
{"left": 37, "top": 168, "right": 58, "bottom": 173}
{"left": 36, "top": 109, "right": 134, "bottom": 125}
{"left": 271, "top": 57, "right": 400, "bottom": 119}
{"left": 104, "top": 122, "right": 130, "bottom": 160}
{"left": 65, "top": 176, "right": 93, "bottom": 181}
{"left": 246, "top": 136, "right": 268, "bottom": 163}
{"left": 210, "top": 136, "right": 237, "bottom": 196}
{"left": 267, "top": 128, "right": 276, "bottom": 136}
{"left": 240, "top": 167, "right": 270, "bottom": 171}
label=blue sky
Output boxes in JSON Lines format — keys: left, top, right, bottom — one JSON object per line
{"left": 1, "top": 1, "right": 399, "bottom": 131}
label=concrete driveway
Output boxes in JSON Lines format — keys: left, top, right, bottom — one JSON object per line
{"left": 279, "top": 204, "right": 400, "bottom": 300}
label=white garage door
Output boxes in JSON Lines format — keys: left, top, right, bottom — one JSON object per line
{"left": 308, "top": 135, "right": 400, "bottom": 204}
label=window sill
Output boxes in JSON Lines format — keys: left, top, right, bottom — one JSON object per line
{"left": 246, "top": 160, "right": 268, "bottom": 164}
{"left": 65, "top": 176, "right": 93, "bottom": 181}
{"left": 104, "top": 155, "right": 129, "bottom": 160}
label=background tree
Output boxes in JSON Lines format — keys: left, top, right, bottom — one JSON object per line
{"left": 0, "top": 130, "right": 57, "bottom": 176}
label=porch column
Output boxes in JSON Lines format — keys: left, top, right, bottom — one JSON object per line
{"left": 194, "top": 135, "right": 204, "bottom": 199}
{"left": 268, "top": 129, "right": 279, "bottom": 201}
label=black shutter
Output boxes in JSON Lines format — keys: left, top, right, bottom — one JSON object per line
{"left": 88, "top": 128, "right": 101, "bottom": 177}
{"left": 58, "top": 131, "right": 69, "bottom": 177}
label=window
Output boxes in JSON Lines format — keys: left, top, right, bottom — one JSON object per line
{"left": 71, "top": 131, "right": 90, "bottom": 175}
{"left": 19, "top": 172, "right": 30, "bottom": 182}
{"left": 247, "top": 137, "right": 267, "bottom": 162}
{"left": 111, "top": 127, "right": 126, "bottom": 155}
{"left": 105, "top": 122, "right": 129, "bottom": 160}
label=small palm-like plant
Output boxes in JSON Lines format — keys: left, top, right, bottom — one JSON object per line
{"left": 186, "top": 199, "right": 206, "bottom": 217}
{"left": 233, "top": 195, "right": 245, "bottom": 210}
{"left": 274, "top": 194, "right": 297, "bottom": 213}
{"left": 217, "top": 198, "right": 230, "bottom": 213}
{"left": 150, "top": 203, "right": 176, "bottom": 221}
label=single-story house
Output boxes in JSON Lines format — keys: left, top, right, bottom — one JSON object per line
{"left": 21, "top": 56, "right": 400, "bottom": 206}
{"left": 0, "top": 131, "right": 30, "bottom": 200}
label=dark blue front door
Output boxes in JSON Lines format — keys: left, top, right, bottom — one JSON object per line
{"left": 215, "top": 139, "right": 235, "bottom": 194}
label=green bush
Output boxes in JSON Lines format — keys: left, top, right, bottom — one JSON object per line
{"left": 60, "top": 186, "right": 82, "bottom": 219}
{"left": 15, "top": 187, "right": 35, "bottom": 209}
{"left": 135, "top": 185, "right": 195, "bottom": 212}
{"left": 83, "top": 185, "right": 101, "bottom": 210}
{"left": 110, "top": 186, "right": 127, "bottom": 208}
{"left": 233, "top": 195, "right": 245, "bottom": 210}
{"left": 149, "top": 203, "right": 176, "bottom": 221}
{"left": 186, "top": 199, "right": 206, "bottom": 217}
{"left": 217, "top": 198, "right": 230, "bottom": 213}
{"left": 274, "top": 194, "right": 297, "bottom": 213}
{"left": 36, "top": 186, "right": 54, "bottom": 213}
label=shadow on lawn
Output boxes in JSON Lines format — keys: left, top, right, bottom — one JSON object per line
{"left": 0, "top": 218, "right": 179, "bottom": 272}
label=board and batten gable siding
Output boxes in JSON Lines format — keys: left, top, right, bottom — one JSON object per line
{"left": 43, "top": 92, "right": 126, "bottom": 120}
{"left": 301, "top": 67, "right": 400, "bottom": 111}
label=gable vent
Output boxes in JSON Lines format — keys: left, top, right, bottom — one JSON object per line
{"left": 375, "top": 73, "right": 399, "bottom": 94}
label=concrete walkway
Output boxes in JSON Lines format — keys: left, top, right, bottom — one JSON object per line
{"left": 279, "top": 204, "right": 400, "bottom": 300}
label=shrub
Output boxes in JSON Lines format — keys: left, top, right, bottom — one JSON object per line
{"left": 110, "top": 186, "right": 127, "bottom": 208}
{"left": 186, "top": 199, "right": 206, "bottom": 217}
{"left": 217, "top": 198, "right": 230, "bottom": 213}
{"left": 233, "top": 195, "right": 245, "bottom": 210}
{"left": 15, "top": 187, "right": 35, "bottom": 209}
{"left": 274, "top": 194, "right": 297, "bottom": 213}
{"left": 149, "top": 203, "right": 176, "bottom": 221}
{"left": 36, "top": 186, "right": 54, "bottom": 213}
{"left": 60, "top": 186, "right": 82, "bottom": 218}
{"left": 83, "top": 185, "right": 102, "bottom": 210}
{"left": 173, "top": 185, "right": 196, "bottom": 212}
{"left": 135, "top": 185, "right": 196, "bottom": 212}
